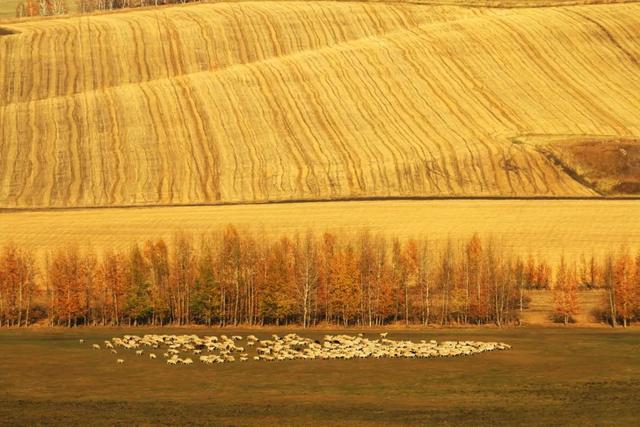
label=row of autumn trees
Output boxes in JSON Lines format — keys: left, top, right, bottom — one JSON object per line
{"left": 1, "top": 227, "right": 640, "bottom": 328}
{"left": 16, "top": 0, "right": 204, "bottom": 17}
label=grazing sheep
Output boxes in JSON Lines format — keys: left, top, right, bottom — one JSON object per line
{"left": 111, "top": 349, "right": 118, "bottom": 354}
{"left": 79, "top": 339, "right": 85, "bottom": 344}
{"left": 117, "top": 359, "right": 124, "bottom": 364}
{"left": 92, "top": 344, "right": 101, "bottom": 350}
{"left": 102, "top": 332, "right": 510, "bottom": 368}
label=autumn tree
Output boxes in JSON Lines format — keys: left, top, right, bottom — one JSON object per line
{"left": 438, "top": 240, "right": 455, "bottom": 325}
{"left": 49, "top": 248, "right": 91, "bottom": 326}
{"left": 466, "top": 234, "right": 484, "bottom": 323}
{"left": 514, "top": 256, "right": 526, "bottom": 324}
{"left": 190, "top": 237, "right": 220, "bottom": 325}
{"left": 171, "top": 233, "right": 196, "bottom": 325}
{"left": 415, "top": 240, "right": 432, "bottom": 325}
{"left": 294, "top": 231, "right": 319, "bottom": 328}
{"left": 239, "top": 234, "right": 260, "bottom": 325}
{"left": 99, "top": 251, "right": 127, "bottom": 325}
{"left": 553, "top": 257, "right": 579, "bottom": 325}
{"left": 613, "top": 249, "right": 635, "bottom": 327}
{"left": 124, "top": 244, "right": 152, "bottom": 325}
{"left": 330, "top": 245, "right": 361, "bottom": 326}
{"left": 317, "top": 232, "right": 337, "bottom": 324}
{"left": 144, "top": 239, "right": 171, "bottom": 325}
{"left": 371, "top": 236, "right": 393, "bottom": 326}
{"left": 261, "top": 237, "right": 296, "bottom": 325}
{"left": 0, "top": 244, "right": 38, "bottom": 327}
{"left": 5, "top": 228, "right": 625, "bottom": 328}
{"left": 400, "top": 239, "right": 418, "bottom": 325}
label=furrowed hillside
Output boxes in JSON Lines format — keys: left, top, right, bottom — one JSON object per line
{"left": 1, "top": 1, "right": 639, "bottom": 208}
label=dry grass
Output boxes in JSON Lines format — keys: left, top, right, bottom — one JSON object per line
{"left": 0, "top": 1, "right": 19, "bottom": 20}
{"left": 1, "top": 1, "right": 639, "bottom": 208}
{"left": 522, "top": 289, "right": 605, "bottom": 325}
{"left": 1, "top": 327, "right": 639, "bottom": 426}
{"left": 515, "top": 134, "right": 640, "bottom": 195}
{"left": 2, "top": 200, "right": 640, "bottom": 264}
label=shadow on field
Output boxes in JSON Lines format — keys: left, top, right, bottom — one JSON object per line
{"left": 0, "top": 27, "right": 17, "bottom": 36}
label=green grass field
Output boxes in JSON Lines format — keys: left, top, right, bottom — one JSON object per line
{"left": 1, "top": 327, "right": 639, "bottom": 426}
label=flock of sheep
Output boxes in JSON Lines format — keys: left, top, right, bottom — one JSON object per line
{"left": 83, "top": 333, "right": 511, "bottom": 365}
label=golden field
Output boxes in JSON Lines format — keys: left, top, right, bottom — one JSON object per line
{"left": 0, "top": 2, "right": 19, "bottom": 20}
{"left": 1, "top": 1, "right": 640, "bottom": 208}
{"left": 2, "top": 200, "right": 640, "bottom": 262}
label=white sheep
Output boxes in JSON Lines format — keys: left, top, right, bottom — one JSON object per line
{"left": 117, "top": 359, "right": 124, "bottom": 364}
{"left": 149, "top": 353, "right": 156, "bottom": 359}
{"left": 92, "top": 344, "right": 101, "bottom": 350}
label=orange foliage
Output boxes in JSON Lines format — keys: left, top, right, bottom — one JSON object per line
{"left": 3, "top": 229, "right": 640, "bottom": 327}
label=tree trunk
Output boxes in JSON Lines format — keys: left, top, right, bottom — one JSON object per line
{"left": 608, "top": 287, "right": 617, "bottom": 328}
{"left": 17, "top": 280, "right": 23, "bottom": 327}
{"left": 404, "top": 279, "right": 409, "bottom": 326}
{"left": 25, "top": 290, "right": 31, "bottom": 327}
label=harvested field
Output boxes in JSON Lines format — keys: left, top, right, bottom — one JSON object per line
{"left": 1, "top": 327, "right": 639, "bottom": 426}
{"left": 2, "top": 1, "right": 640, "bottom": 208}
{"left": 1, "top": 200, "right": 639, "bottom": 263}
{"left": 0, "top": 2, "right": 19, "bottom": 20}
{"left": 522, "top": 289, "right": 605, "bottom": 325}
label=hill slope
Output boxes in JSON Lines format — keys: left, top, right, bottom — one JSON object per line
{"left": 3, "top": 200, "right": 640, "bottom": 263}
{"left": 1, "top": 1, "right": 639, "bottom": 208}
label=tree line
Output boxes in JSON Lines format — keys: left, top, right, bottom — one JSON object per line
{"left": 0, "top": 227, "right": 639, "bottom": 328}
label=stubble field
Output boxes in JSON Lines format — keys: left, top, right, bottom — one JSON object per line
{"left": 2, "top": 0, "right": 639, "bottom": 271}
{"left": 2, "top": 200, "right": 640, "bottom": 265}
{"left": 2, "top": 1, "right": 640, "bottom": 208}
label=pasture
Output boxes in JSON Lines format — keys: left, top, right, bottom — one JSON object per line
{"left": 2, "top": 200, "right": 640, "bottom": 265}
{"left": 1, "top": 327, "right": 639, "bottom": 426}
